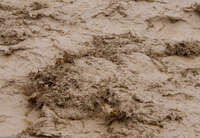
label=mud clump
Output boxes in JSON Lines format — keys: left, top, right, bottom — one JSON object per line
{"left": 0, "top": 45, "right": 30, "bottom": 56}
{"left": 145, "top": 15, "right": 185, "bottom": 27}
{"left": 193, "top": 3, "right": 200, "bottom": 14}
{"left": 88, "top": 32, "right": 144, "bottom": 64}
{"left": 0, "top": 27, "right": 31, "bottom": 45}
{"left": 92, "top": 1, "right": 128, "bottom": 18}
{"left": 165, "top": 40, "right": 200, "bottom": 57}
{"left": 89, "top": 35, "right": 125, "bottom": 64}
{"left": 19, "top": 37, "right": 185, "bottom": 137}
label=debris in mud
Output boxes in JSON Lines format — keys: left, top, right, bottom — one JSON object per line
{"left": 92, "top": 1, "right": 128, "bottom": 18}
{"left": 180, "top": 67, "right": 200, "bottom": 78}
{"left": 145, "top": 14, "right": 185, "bottom": 31}
{"left": 20, "top": 34, "right": 186, "bottom": 136}
{"left": 12, "top": 3, "right": 51, "bottom": 21}
{"left": 29, "top": 2, "right": 48, "bottom": 11}
{"left": 0, "top": 3, "right": 16, "bottom": 11}
{"left": 18, "top": 117, "right": 62, "bottom": 138}
{"left": 165, "top": 40, "right": 200, "bottom": 57}
{"left": 0, "top": 45, "right": 31, "bottom": 56}
{"left": 164, "top": 15, "right": 185, "bottom": 23}
{"left": 146, "top": 15, "right": 185, "bottom": 26}
{"left": 55, "top": 51, "right": 76, "bottom": 65}
{"left": 0, "top": 27, "right": 31, "bottom": 45}
{"left": 89, "top": 35, "right": 125, "bottom": 64}
{"left": 88, "top": 32, "right": 144, "bottom": 64}
{"left": 183, "top": 3, "right": 200, "bottom": 14}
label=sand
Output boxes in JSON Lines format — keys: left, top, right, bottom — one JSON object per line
{"left": 0, "top": 0, "right": 200, "bottom": 137}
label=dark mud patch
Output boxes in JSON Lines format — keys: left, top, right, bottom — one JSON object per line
{"left": 165, "top": 40, "right": 200, "bottom": 57}
{"left": 29, "top": 1, "right": 48, "bottom": 11}
{"left": 86, "top": 32, "right": 145, "bottom": 64}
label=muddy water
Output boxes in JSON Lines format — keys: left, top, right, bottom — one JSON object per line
{"left": 0, "top": 0, "right": 200, "bottom": 137}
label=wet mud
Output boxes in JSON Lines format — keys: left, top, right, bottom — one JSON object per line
{"left": 0, "top": 0, "right": 200, "bottom": 138}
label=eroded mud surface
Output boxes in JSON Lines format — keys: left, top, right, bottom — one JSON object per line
{"left": 0, "top": 0, "right": 200, "bottom": 137}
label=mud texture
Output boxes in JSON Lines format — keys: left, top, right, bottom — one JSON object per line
{"left": 0, "top": 0, "right": 200, "bottom": 138}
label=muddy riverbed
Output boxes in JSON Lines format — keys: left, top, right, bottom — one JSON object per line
{"left": 0, "top": 0, "right": 200, "bottom": 137}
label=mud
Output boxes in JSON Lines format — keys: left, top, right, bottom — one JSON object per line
{"left": 0, "top": 0, "right": 200, "bottom": 138}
